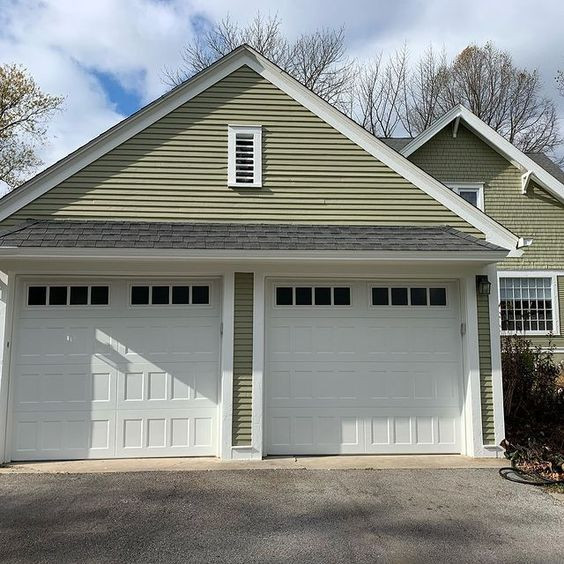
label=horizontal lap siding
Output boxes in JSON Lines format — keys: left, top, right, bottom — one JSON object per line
{"left": 233, "top": 273, "right": 254, "bottom": 446}
{"left": 4, "top": 66, "right": 477, "bottom": 233}
{"left": 477, "top": 291, "right": 495, "bottom": 445}
{"left": 410, "top": 125, "right": 564, "bottom": 350}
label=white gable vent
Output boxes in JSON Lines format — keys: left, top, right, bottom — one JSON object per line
{"left": 228, "top": 125, "right": 262, "bottom": 188}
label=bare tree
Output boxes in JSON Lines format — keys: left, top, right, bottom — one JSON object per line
{"left": 163, "top": 13, "right": 354, "bottom": 109}
{"left": 354, "top": 46, "right": 407, "bottom": 137}
{"left": 0, "top": 64, "right": 63, "bottom": 189}
{"left": 400, "top": 46, "right": 449, "bottom": 135}
{"left": 397, "top": 43, "right": 561, "bottom": 153}
{"left": 556, "top": 69, "right": 564, "bottom": 95}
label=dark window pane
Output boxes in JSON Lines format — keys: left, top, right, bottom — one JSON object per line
{"left": 152, "top": 286, "right": 170, "bottom": 305}
{"left": 333, "top": 287, "right": 351, "bottom": 306}
{"left": 131, "top": 286, "right": 149, "bottom": 305}
{"left": 391, "top": 287, "right": 408, "bottom": 306}
{"left": 49, "top": 286, "right": 68, "bottom": 306}
{"left": 276, "top": 287, "right": 293, "bottom": 306}
{"left": 70, "top": 286, "right": 88, "bottom": 305}
{"left": 314, "top": 287, "right": 331, "bottom": 306}
{"left": 172, "top": 286, "right": 190, "bottom": 305}
{"left": 192, "top": 285, "right": 210, "bottom": 305}
{"left": 28, "top": 286, "right": 47, "bottom": 306}
{"left": 429, "top": 287, "right": 447, "bottom": 306}
{"left": 295, "top": 287, "right": 312, "bottom": 306}
{"left": 372, "top": 287, "right": 389, "bottom": 306}
{"left": 458, "top": 190, "right": 478, "bottom": 207}
{"left": 410, "top": 287, "right": 427, "bottom": 306}
{"left": 91, "top": 286, "right": 109, "bottom": 305}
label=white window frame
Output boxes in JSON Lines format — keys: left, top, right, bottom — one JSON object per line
{"left": 446, "top": 182, "right": 484, "bottom": 211}
{"left": 228, "top": 124, "right": 262, "bottom": 188}
{"left": 497, "top": 271, "right": 560, "bottom": 336}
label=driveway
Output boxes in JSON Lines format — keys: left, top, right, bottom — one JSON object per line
{"left": 0, "top": 468, "right": 562, "bottom": 563}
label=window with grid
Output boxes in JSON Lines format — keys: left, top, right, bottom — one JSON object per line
{"left": 499, "top": 277, "right": 554, "bottom": 333}
{"left": 228, "top": 125, "right": 262, "bottom": 187}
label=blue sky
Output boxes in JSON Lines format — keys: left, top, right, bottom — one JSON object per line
{"left": 1, "top": 0, "right": 563, "bottom": 180}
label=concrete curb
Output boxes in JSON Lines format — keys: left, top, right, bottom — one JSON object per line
{"left": 0, "top": 455, "right": 506, "bottom": 475}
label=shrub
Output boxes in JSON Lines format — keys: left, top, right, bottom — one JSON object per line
{"left": 501, "top": 335, "right": 562, "bottom": 420}
{"left": 501, "top": 335, "right": 564, "bottom": 478}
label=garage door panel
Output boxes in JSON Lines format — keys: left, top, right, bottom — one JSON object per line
{"left": 266, "top": 280, "right": 463, "bottom": 455}
{"left": 268, "top": 410, "right": 365, "bottom": 455}
{"left": 16, "top": 321, "right": 118, "bottom": 365}
{"left": 114, "top": 409, "right": 216, "bottom": 457}
{"left": 122, "top": 321, "right": 219, "bottom": 362}
{"left": 14, "top": 365, "right": 118, "bottom": 412}
{"left": 12, "top": 411, "right": 116, "bottom": 460}
{"left": 268, "top": 363, "right": 459, "bottom": 408}
{"left": 117, "top": 362, "right": 218, "bottom": 408}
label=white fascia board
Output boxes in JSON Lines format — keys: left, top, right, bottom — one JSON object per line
{"left": 0, "top": 47, "right": 519, "bottom": 252}
{"left": 402, "top": 105, "right": 564, "bottom": 204}
{"left": 0, "top": 247, "right": 509, "bottom": 262}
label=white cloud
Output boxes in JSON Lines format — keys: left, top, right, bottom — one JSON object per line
{"left": 0, "top": 0, "right": 563, "bottom": 191}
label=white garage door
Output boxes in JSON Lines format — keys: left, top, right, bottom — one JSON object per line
{"left": 266, "top": 280, "right": 463, "bottom": 455}
{"left": 11, "top": 278, "right": 220, "bottom": 460}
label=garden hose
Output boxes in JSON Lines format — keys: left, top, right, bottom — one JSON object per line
{"left": 499, "top": 465, "right": 564, "bottom": 486}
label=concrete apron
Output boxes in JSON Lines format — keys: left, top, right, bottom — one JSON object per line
{"left": 0, "top": 455, "right": 506, "bottom": 474}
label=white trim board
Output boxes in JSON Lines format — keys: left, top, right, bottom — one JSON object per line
{"left": 401, "top": 105, "right": 564, "bottom": 205}
{"left": 0, "top": 46, "right": 519, "bottom": 253}
{"left": 0, "top": 247, "right": 509, "bottom": 262}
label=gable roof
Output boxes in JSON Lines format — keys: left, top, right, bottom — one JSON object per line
{"left": 0, "top": 46, "right": 520, "bottom": 253}
{"left": 401, "top": 105, "right": 564, "bottom": 204}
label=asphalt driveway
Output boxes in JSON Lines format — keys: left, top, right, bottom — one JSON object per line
{"left": 0, "top": 468, "right": 562, "bottom": 563}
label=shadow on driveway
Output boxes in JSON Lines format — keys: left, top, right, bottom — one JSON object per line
{"left": 0, "top": 468, "right": 562, "bottom": 563}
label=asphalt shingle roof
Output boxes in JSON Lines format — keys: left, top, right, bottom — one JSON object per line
{"left": 0, "top": 220, "right": 506, "bottom": 253}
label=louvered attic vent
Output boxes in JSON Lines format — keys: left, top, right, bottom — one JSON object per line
{"left": 228, "top": 125, "right": 262, "bottom": 188}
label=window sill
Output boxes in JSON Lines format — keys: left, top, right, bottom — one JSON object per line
{"left": 501, "top": 331, "right": 558, "bottom": 337}
{"left": 228, "top": 183, "right": 263, "bottom": 189}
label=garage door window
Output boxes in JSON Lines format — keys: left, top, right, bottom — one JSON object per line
{"left": 371, "top": 286, "right": 447, "bottom": 307}
{"left": 275, "top": 286, "right": 351, "bottom": 306}
{"left": 27, "top": 285, "right": 110, "bottom": 306}
{"left": 130, "top": 284, "right": 210, "bottom": 306}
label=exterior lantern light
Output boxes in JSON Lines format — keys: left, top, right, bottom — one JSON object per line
{"left": 476, "top": 275, "right": 492, "bottom": 296}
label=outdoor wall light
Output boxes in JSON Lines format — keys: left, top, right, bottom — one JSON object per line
{"left": 476, "top": 275, "right": 492, "bottom": 295}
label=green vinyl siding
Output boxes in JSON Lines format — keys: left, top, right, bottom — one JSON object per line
{"left": 409, "top": 124, "right": 564, "bottom": 270}
{"left": 477, "top": 288, "right": 495, "bottom": 445}
{"left": 410, "top": 124, "right": 564, "bottom": 350}
{"left": 2, "top": 66, "right": 478, "bottom": 233}
{"left": 233, "top": 272, "right": 254, "bottom": 446}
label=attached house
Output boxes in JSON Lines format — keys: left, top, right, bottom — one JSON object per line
{"left": 0, "top": 45, "right": 561, "bottom": 463}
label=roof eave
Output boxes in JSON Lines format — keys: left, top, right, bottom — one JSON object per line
{"left": 0, "top": 247, "right": 510, "bottom": 262}
{"left": 401, "top": 105, "right": 564, "bottom": 204}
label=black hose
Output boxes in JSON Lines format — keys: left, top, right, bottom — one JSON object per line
{"left": 499, "top": 465, "right": 564, "bottom": 486}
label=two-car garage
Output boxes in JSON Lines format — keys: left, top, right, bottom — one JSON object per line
{"left": 7, "top": 276, "right": 464, "bottom": 460}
